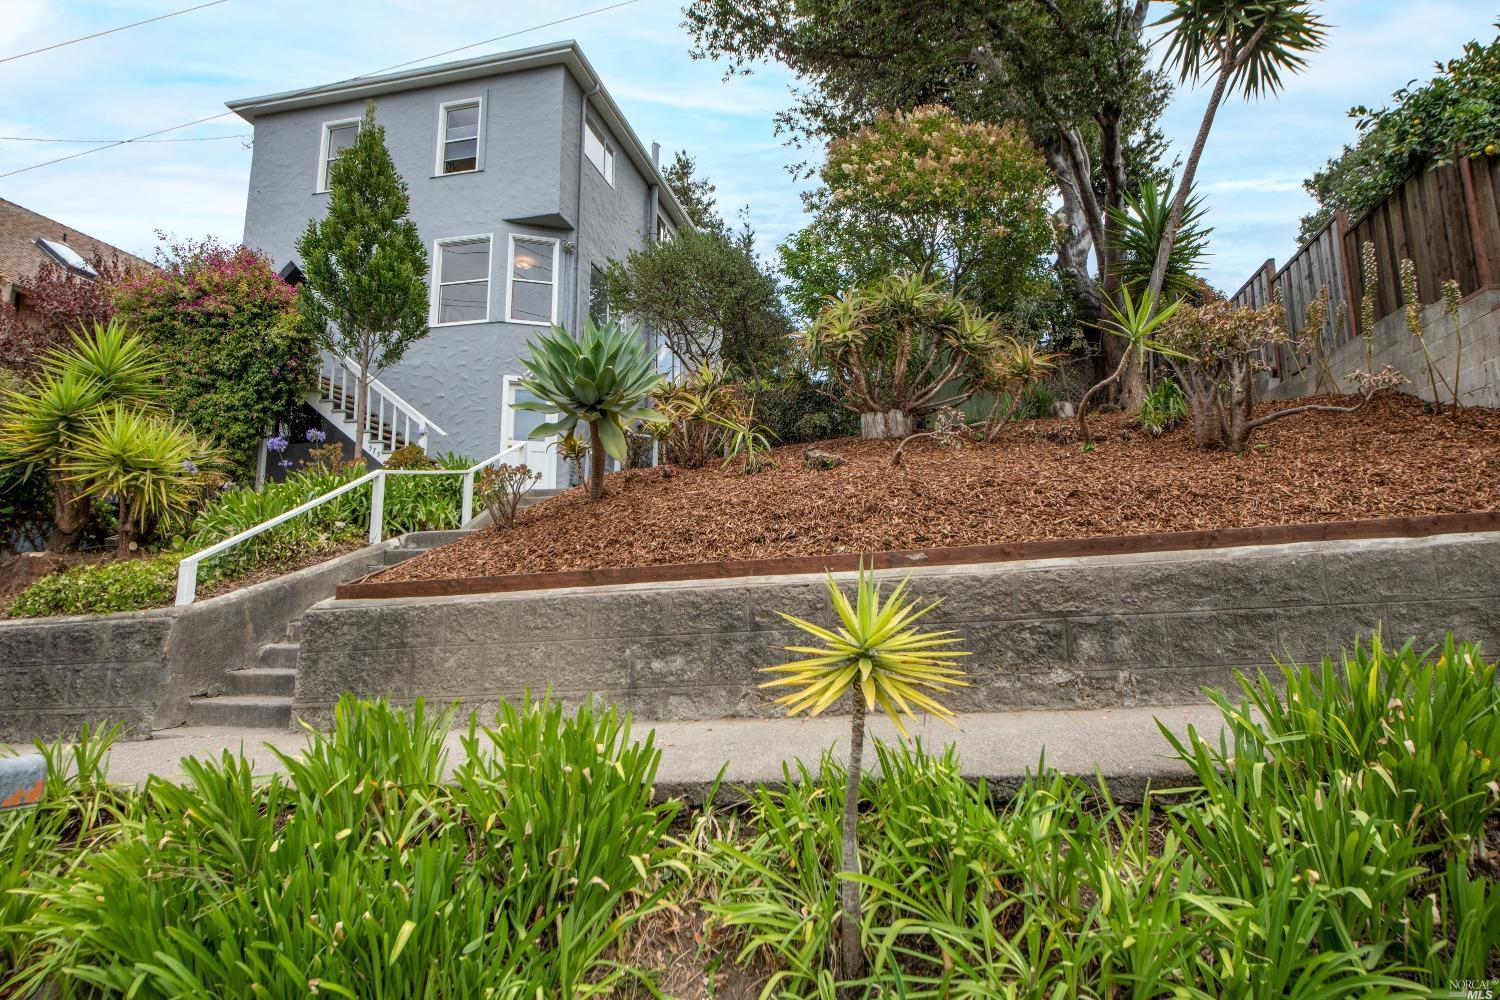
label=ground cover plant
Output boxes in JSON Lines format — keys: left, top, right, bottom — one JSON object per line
{"left": 371, "top": 393, "right": 1500, "bottom": 583}
{"left": 3, "top": 636, "right": 1495, "bottom": 996}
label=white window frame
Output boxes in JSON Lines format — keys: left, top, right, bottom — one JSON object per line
{"left": 583, "top": 117, "right": 615, "bottom": 187}
{"left": 316, "top": 117, "right": 361, "bottom": 193}
{"left": 505, "top": 234, "right": 561, "bottom": 326}
{"left": 430, "top": 234, "right": 493, "bottom": 327}
{"left": 433, "top": 96, "right": 484, "bottom": 177}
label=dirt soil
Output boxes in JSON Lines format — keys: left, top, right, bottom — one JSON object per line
{"left": 374, "top": 395, "right": 1500, "bottom": 584}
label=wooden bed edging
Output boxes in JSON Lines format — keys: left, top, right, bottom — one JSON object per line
{"left": 334, "top": 510, "right": 1500, "bottom": 602}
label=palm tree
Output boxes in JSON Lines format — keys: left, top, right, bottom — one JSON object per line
{"left": 515, "top": 319, "right": 666, "bottom": 500}
{"left": 1145, "top": 0, "right": 1328, "bottom": 309}
{"left": 762, "top": 566, "right": 968, "bottom": 979}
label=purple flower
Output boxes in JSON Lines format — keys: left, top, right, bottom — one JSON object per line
{"left": 305, "top": 428, "right": 327, "bottom": 444}
{"left": 416, "top": 425, "right": 427, "bottom": 440}
{"left": 278, "top": 459, "right": 293, "bottom": 468}
{"left": 182, "top": 459, "right": 199, "bottom": 473}
{"left": 266, "top": 435, "right": 289, "bottom": 454}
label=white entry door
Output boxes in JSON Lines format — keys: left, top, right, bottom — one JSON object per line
{"left": 502, "top": 376, "right": 559, "bottom": 489}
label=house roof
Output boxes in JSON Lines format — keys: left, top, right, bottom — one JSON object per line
{"left": 0, "top": 197, "right": 149, "bottom": 290}
{"left": 226, "top": 40, "right": 692, "bottom": 230}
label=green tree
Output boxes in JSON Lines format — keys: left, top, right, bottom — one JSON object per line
{"left": 1299, "top": 26, "right": 1500, "bottom": 240}
{"left": 113, "top": 237, "right": 316, "bottom": 481}
{"left": 295, "top": 101, "right": 430, "bottom": 462}
{"left": 781, "top": 105, "right": 1055, "bottom": 322}
{"left": 603, "top": 227, "right": 791, "bottom": 384}
{"left": 686, "top": 0, "right": 1171, "bottom": 381}
{"left": 662, "top": 150, "right": 724, "bottom": 233}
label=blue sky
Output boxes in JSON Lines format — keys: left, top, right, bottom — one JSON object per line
{"left": 1, "top": 1, "right": 1494, "bottom": 295}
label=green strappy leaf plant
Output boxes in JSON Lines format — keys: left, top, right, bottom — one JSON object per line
{"left": 515, "top": 318, "right": 666, "bottom": 500}
{"left": 761, "top": 565, "right": 968, "bottom": 979}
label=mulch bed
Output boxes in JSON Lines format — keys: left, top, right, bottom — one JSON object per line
{"left": 373, "top": 395, "right": 1500, "bottom": 584}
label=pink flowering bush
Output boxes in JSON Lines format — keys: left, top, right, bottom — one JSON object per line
{"left": 114, "top": 236, "right": 318, "bottom": 479}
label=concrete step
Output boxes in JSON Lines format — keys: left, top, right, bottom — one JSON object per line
{"left": 256, "top": 642, "right": 300, "bottom": 670}
{"left": 285, "top": 619, "right": 303, "bottom": 643}
{"left": 226, "top": 667, "right": 296, "bottom": 698}
{"left": 186, "top": 695, "right": 293, "bottom": 730}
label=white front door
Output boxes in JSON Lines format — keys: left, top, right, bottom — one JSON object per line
{"left": 502, "top": 376, "right": 559, "bottom": 489}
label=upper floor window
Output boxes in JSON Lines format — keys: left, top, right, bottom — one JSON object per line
{"left": 437, "top": 98, "right": 482, "bottom": 175}
{"left": 317, "top": 118, "right": 360, "bottom": 192}
{"left": 507, "top": 235, "right": 559, "bottom": 326}
{"left": 583, "top": 119, "right": 614, "bottom": 186}
{"left": 433, "top": 235, "right": 491, "bottom": 325}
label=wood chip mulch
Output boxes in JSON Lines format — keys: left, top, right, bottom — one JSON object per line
{"left": 373, "top": 395, "right": 1500, "bottom": 584}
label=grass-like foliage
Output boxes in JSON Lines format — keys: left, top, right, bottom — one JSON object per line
{"left": 1, "top": 694, "right": 677, "bottom": 998}
{"left": 690, "top": 636, "right": 1499, "bottom": 996}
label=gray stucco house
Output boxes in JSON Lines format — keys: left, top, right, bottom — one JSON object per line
{"left": 228, "top": 41, "right": 690, "bottom": 485}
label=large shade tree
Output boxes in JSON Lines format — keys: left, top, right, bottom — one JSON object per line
{"left": 686, "top": 0, "right": 1170, "bottom": 384}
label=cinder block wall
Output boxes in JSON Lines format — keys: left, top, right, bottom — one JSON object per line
{"left": 294, "top": 531, "right": 1500, "bottom": 728}
{"left": 1267, "top": 288, "right": 1500, "bottom": 407}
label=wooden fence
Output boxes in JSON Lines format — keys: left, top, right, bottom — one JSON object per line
{"left": 1232, "top": 155, "right": 1500, "bottom": 369}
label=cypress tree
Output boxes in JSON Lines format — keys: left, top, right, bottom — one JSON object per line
{"left": 295, "top": 100, "right": 429, "bottom": 462}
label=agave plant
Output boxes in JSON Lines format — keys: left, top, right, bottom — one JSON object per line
{"left": 62, "top": 404, "right": 224, "bottom": 552}
{"left": 515, "top": 319, "right": 665, "bottom": 500}
{"left": 761, "top": 565, "right": 968, "bottom": 978}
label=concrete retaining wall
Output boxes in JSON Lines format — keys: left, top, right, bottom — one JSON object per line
{"left": 1267, "top": 287, "right": 1500, "bottom": 407}
{"left": 294, "top": 530, "right": 1500, "bottom": 728}
{"left": 0, "top": 543, "right": 395, "bottom": 742}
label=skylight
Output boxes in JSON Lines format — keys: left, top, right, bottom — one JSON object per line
{"left": 35, "top": 238, "right": 96, "bottom": 277}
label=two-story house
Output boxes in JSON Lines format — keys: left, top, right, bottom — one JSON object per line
{"left": 228, "top": 41, "right": 690, "bottom": 486}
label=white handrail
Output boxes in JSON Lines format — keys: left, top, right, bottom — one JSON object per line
{"left": 317, "top": 354, "right": 448, "bottom": 449}
{"left": 173, "top": 441, "right": 532, "bottom": 605}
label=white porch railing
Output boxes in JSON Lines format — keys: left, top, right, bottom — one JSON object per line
{"left": 174, "top": 442, "right": 526, "bottom": 605}
{"left": 312, "top": 354, "right": 447, "bottom": 458}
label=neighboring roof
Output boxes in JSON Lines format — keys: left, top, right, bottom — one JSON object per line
{"left": 0, "top": 197, "right": 149, "bottom": 289}
{"left": 226, "top": 40, "right": 692, "bottom": 231}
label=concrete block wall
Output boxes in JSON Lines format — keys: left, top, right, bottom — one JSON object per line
{"left": 293, "top": 531, "right": 1500, "bottom": 728}
{"left": 0, "top": 543, "right": 397, "bottom": 742}
{"left": 1267, "top": 287, "right": 1500, "bottom": 407}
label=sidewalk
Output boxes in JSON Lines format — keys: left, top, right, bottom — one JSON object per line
{"left": 89, "top": 704, "right": 1223, "bottom": 802}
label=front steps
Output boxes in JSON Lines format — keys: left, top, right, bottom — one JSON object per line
{"left": 185, "top": 532, "right": 469, "bottom": 730}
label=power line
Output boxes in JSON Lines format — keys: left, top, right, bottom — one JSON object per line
{"left": 0, "top": 0, "right": 645, "bottom": 181}
{"left": 0, "top": 134, "right": 249, "bottom": 143}
{"left": 0, "top": 0, "right": 231, "bottom": 66}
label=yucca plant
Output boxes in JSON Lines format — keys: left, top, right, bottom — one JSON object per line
{"left": 1076, "top": 286, "right": 1187, "bottom": 444}
{"left": 516, "top": 318, "right": 665, "bottom": 500}
{"left": 62, "top": 404, "right": 224, "bottom": 552}
{"left": 761, "top": 565, "right": 968, "bottom": 978}
{"left": 980, "top": 337, "right": 1065, "bottom": 440}
{"left": 0, "top": 322, "right": 171, "bottom": 551}
{"left": 1107, "top": 178, "right": 1213, "bottom": 302}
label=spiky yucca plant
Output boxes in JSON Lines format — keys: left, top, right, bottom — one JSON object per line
{"left": 63, "top": 404, "right": 223, "bottom": 552}
{"left": 762, "top": 565, "right": 968, "bottom": 978}
{"left": 516, "top": 319, "right": 665, "bottom": 500}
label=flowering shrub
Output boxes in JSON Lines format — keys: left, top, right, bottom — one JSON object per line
{"left": 113, "top": 237, "right": 317, "bottom": 480}
{"left": 0, "top": 250, "right": 137, "bottom": 374}
{"left": 477, "top": 463, "right": 541, "bottom": 529}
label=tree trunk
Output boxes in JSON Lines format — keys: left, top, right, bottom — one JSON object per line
{"left": 860, "top": 410, "right": 913, "bottom": 440}
{"left": 839, "top": 695, "right": 866, "bottom": 981}
{"left": 115, "top": 497, "right": 140, "bottom": 555}
{"left": 46, "top": 476, "right": 89, "bottom": 552}
{"left": 353, "top": 367, "right": 369, "bottom": 466}
{"left": 587, "top": 420, "right": 606, "bottom": 501}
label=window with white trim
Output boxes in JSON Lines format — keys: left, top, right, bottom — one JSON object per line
{"left": 437, "top": 98, "right": 481, "bottom": 174}
{"left": 433, "top": 236, "right": 491, "bottom": 325}
{"left": 318, "top": 119, "right": 360, "bottom": 192}
{"left": 583, "top": 118, "right": 614, "bottom": 186}
{"left": 507, "top": 236, "right": 559, "bottom": 325}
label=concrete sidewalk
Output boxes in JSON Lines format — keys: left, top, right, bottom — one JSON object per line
{"left": 86, "top": 704, "right": 1223, "bottom": 801}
